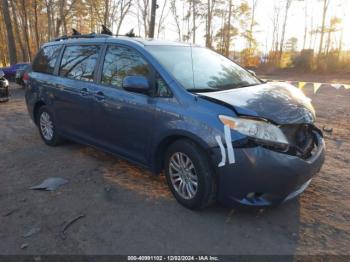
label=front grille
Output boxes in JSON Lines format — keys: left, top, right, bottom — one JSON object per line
{"left": 281, "top": 124, "right": 318, "bottom": 159}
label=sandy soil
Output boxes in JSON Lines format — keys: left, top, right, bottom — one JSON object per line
{"left": 295, "top": 84, "right": 350, "bottom": 255}
{"left": 0, "top": 82, "right": 349, "bottom": 258}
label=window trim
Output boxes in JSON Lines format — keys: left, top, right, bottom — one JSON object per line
{"left": 54, "top": 45, "right": 66, "bottom": 75}
{"left": 96, "top": 44, "right": 108, "bottom": 84}
{"left": 155, "top": 72, "right": 173, "bottom": 98}
{"left": 57, "top": 43, "right": 103, "bottom": 83}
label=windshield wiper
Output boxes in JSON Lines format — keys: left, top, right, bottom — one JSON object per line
{"left": 208, "top": 82, "right": 261, "bottom": 90}
{"left": 187, "top": 82, "right": 261, "bottom": 93}
{"left": 187, "top": 88, "right": 219, "bottom": 93}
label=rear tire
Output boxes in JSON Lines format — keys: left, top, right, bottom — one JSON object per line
{"left": 36, "top": 106, "right": 63, "bottom": 146}
{"left": 164, "top": 139, "right": 216, "bottom": 209}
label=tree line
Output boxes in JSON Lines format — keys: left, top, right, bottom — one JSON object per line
{"left": 0, "top": 0, "right": 348, "bottom": 72}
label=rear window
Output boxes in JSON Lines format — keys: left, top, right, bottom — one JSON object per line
{"left": 32, "top": 45, "right": 62, "bottom": 74}
{"left": 59, "top": 45, "right": 100, "bottom": 82}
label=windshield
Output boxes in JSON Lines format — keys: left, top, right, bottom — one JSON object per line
{"left": 146, "top": 46, "right": 261, "bottom": 92}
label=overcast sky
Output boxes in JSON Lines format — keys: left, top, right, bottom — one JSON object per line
{"left": 118, "top": 0, "right": 350, "bottom": 53}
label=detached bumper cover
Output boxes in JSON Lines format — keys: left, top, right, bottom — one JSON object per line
{"left": 212, "top": 135, "right": 325, "bottom": 206}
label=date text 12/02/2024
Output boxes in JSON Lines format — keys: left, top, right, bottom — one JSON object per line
{"left": 127, "top": 256, "right": 219, "bottom": 261}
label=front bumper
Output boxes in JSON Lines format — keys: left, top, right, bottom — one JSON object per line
{"left": 211, "top": 134, "right": 325, "bottom": 206}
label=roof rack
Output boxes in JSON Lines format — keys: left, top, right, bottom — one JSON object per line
{"left": 53, "top": 33, "right": 113, "bottom": 42}
{"left": 101, "top": 25, "right": 113, "bottom": 35}
{"left": 72, "top": 28, "right": 81, "bottom": 36}
{"left": 52, "top": 26, "right": 136, "bottom": 42}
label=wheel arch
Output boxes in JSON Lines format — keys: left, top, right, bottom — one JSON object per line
{"left": 152, "top": 131, "right": 212, "bottom": 175}
{"left": 33, "top": 100, "right": 46, "bottom": 125}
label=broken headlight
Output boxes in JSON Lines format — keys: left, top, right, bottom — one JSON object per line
{"left": 218, "top": 115, "right": 289, "bottom": 149}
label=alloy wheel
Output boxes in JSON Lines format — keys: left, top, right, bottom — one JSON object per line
{"left": 40, "top": 112, "right": 54, "bottom": 141}
{"left": 169, "top": 152, "right": 198, "bottom": 199}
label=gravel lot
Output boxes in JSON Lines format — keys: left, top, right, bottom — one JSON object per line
{"left": 0, "top": 83, "right": 349, "bottom": 257}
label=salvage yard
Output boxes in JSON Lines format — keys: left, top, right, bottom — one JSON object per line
{"left": 0, "top": 81, "right": 349, "bottom": 256}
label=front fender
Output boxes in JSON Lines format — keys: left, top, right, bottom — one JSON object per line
{"left": 150, "top": 116, "right": 223, "bottom": 174}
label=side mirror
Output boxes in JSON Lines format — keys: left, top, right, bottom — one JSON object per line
{"left": 0, "top": 70, "right": 4, "bottom": 78}
{"left": 122, "top": 75, "right": 150, "bottom": 94}
{"left": 248, "top": 70, "right": 257, "bottom": 77}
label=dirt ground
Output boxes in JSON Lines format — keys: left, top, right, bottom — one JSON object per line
{"left": 258, "top": 71, "right": 350, "bottom": 84}
{"left": 0, "top": 80, "right": 349, "bottom": 258}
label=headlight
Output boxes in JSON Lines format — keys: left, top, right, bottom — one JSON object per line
{"left": 219, "top": 115, "right": 289, "bottom": 146}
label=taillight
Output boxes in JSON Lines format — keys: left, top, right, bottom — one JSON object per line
{"left": 23, "top": 72, "right": 29, "bottom": 82}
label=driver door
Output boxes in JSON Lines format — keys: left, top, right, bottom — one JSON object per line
{"left": 91, "top": 45, "right": 156, "bottom": 164}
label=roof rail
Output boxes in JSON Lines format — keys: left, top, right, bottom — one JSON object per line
{"left": 53, "top": 33, "right": 113, "bottom": 42}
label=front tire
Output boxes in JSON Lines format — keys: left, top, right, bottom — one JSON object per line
{"left": 164, "top": 139, "right": 216, "bottom": 209}
{"left": 36, "top": 106, "right": 63, "bottom": 146}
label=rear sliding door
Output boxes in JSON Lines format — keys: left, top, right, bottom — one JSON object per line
{"left": 54, "top": 44, "right": 102, "bottom": 141}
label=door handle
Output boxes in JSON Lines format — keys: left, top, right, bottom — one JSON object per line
{"left": 94, "top": 91, "right": 105, "bottom": 101}
{"left": 80, "top": 87, "right": 90, "bottom": 96}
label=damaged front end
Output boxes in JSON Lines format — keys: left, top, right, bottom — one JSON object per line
{"left": 280, "top": 124, "right": 324, "bottom": 160}
{"left": 214, "top": 126, "right": 325, "bottom": 206}
{"left": 200, "top": 82, "right": 324, "bottom": 161}
{"left": 225, "top": 120, "right": 325, "bottom": 206}
{"left": 218, "top": 114, "right": 324, "bottom": 162}
{"left": 199, "top": 83, "right": 326, "bottom": 206}
{"left": 248, "top": 123, "right": 324, "bottom": 161}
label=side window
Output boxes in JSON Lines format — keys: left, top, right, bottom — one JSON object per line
{"left": 156, "top": 77, "right": 172, "bottom": 97}
{"left": 101, "top": 45, "right": 151, "bottom": 89}
{"left": 59, "top": 45, "right": 100, "bottom": 82}
{"left": 32, "top": 45, "right": 62, "bottom": 74}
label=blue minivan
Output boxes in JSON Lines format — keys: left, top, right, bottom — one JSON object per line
{"left": 25, "top": 34, "right": 325, "bottom": 209}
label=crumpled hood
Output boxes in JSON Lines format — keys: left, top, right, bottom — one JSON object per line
{"left": 199, "top": 82, "right": 316, "bottom": 125}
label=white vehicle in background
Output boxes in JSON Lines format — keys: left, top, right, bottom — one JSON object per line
{"left": 0, "top": 69, "right": 9, "bottom": 102}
